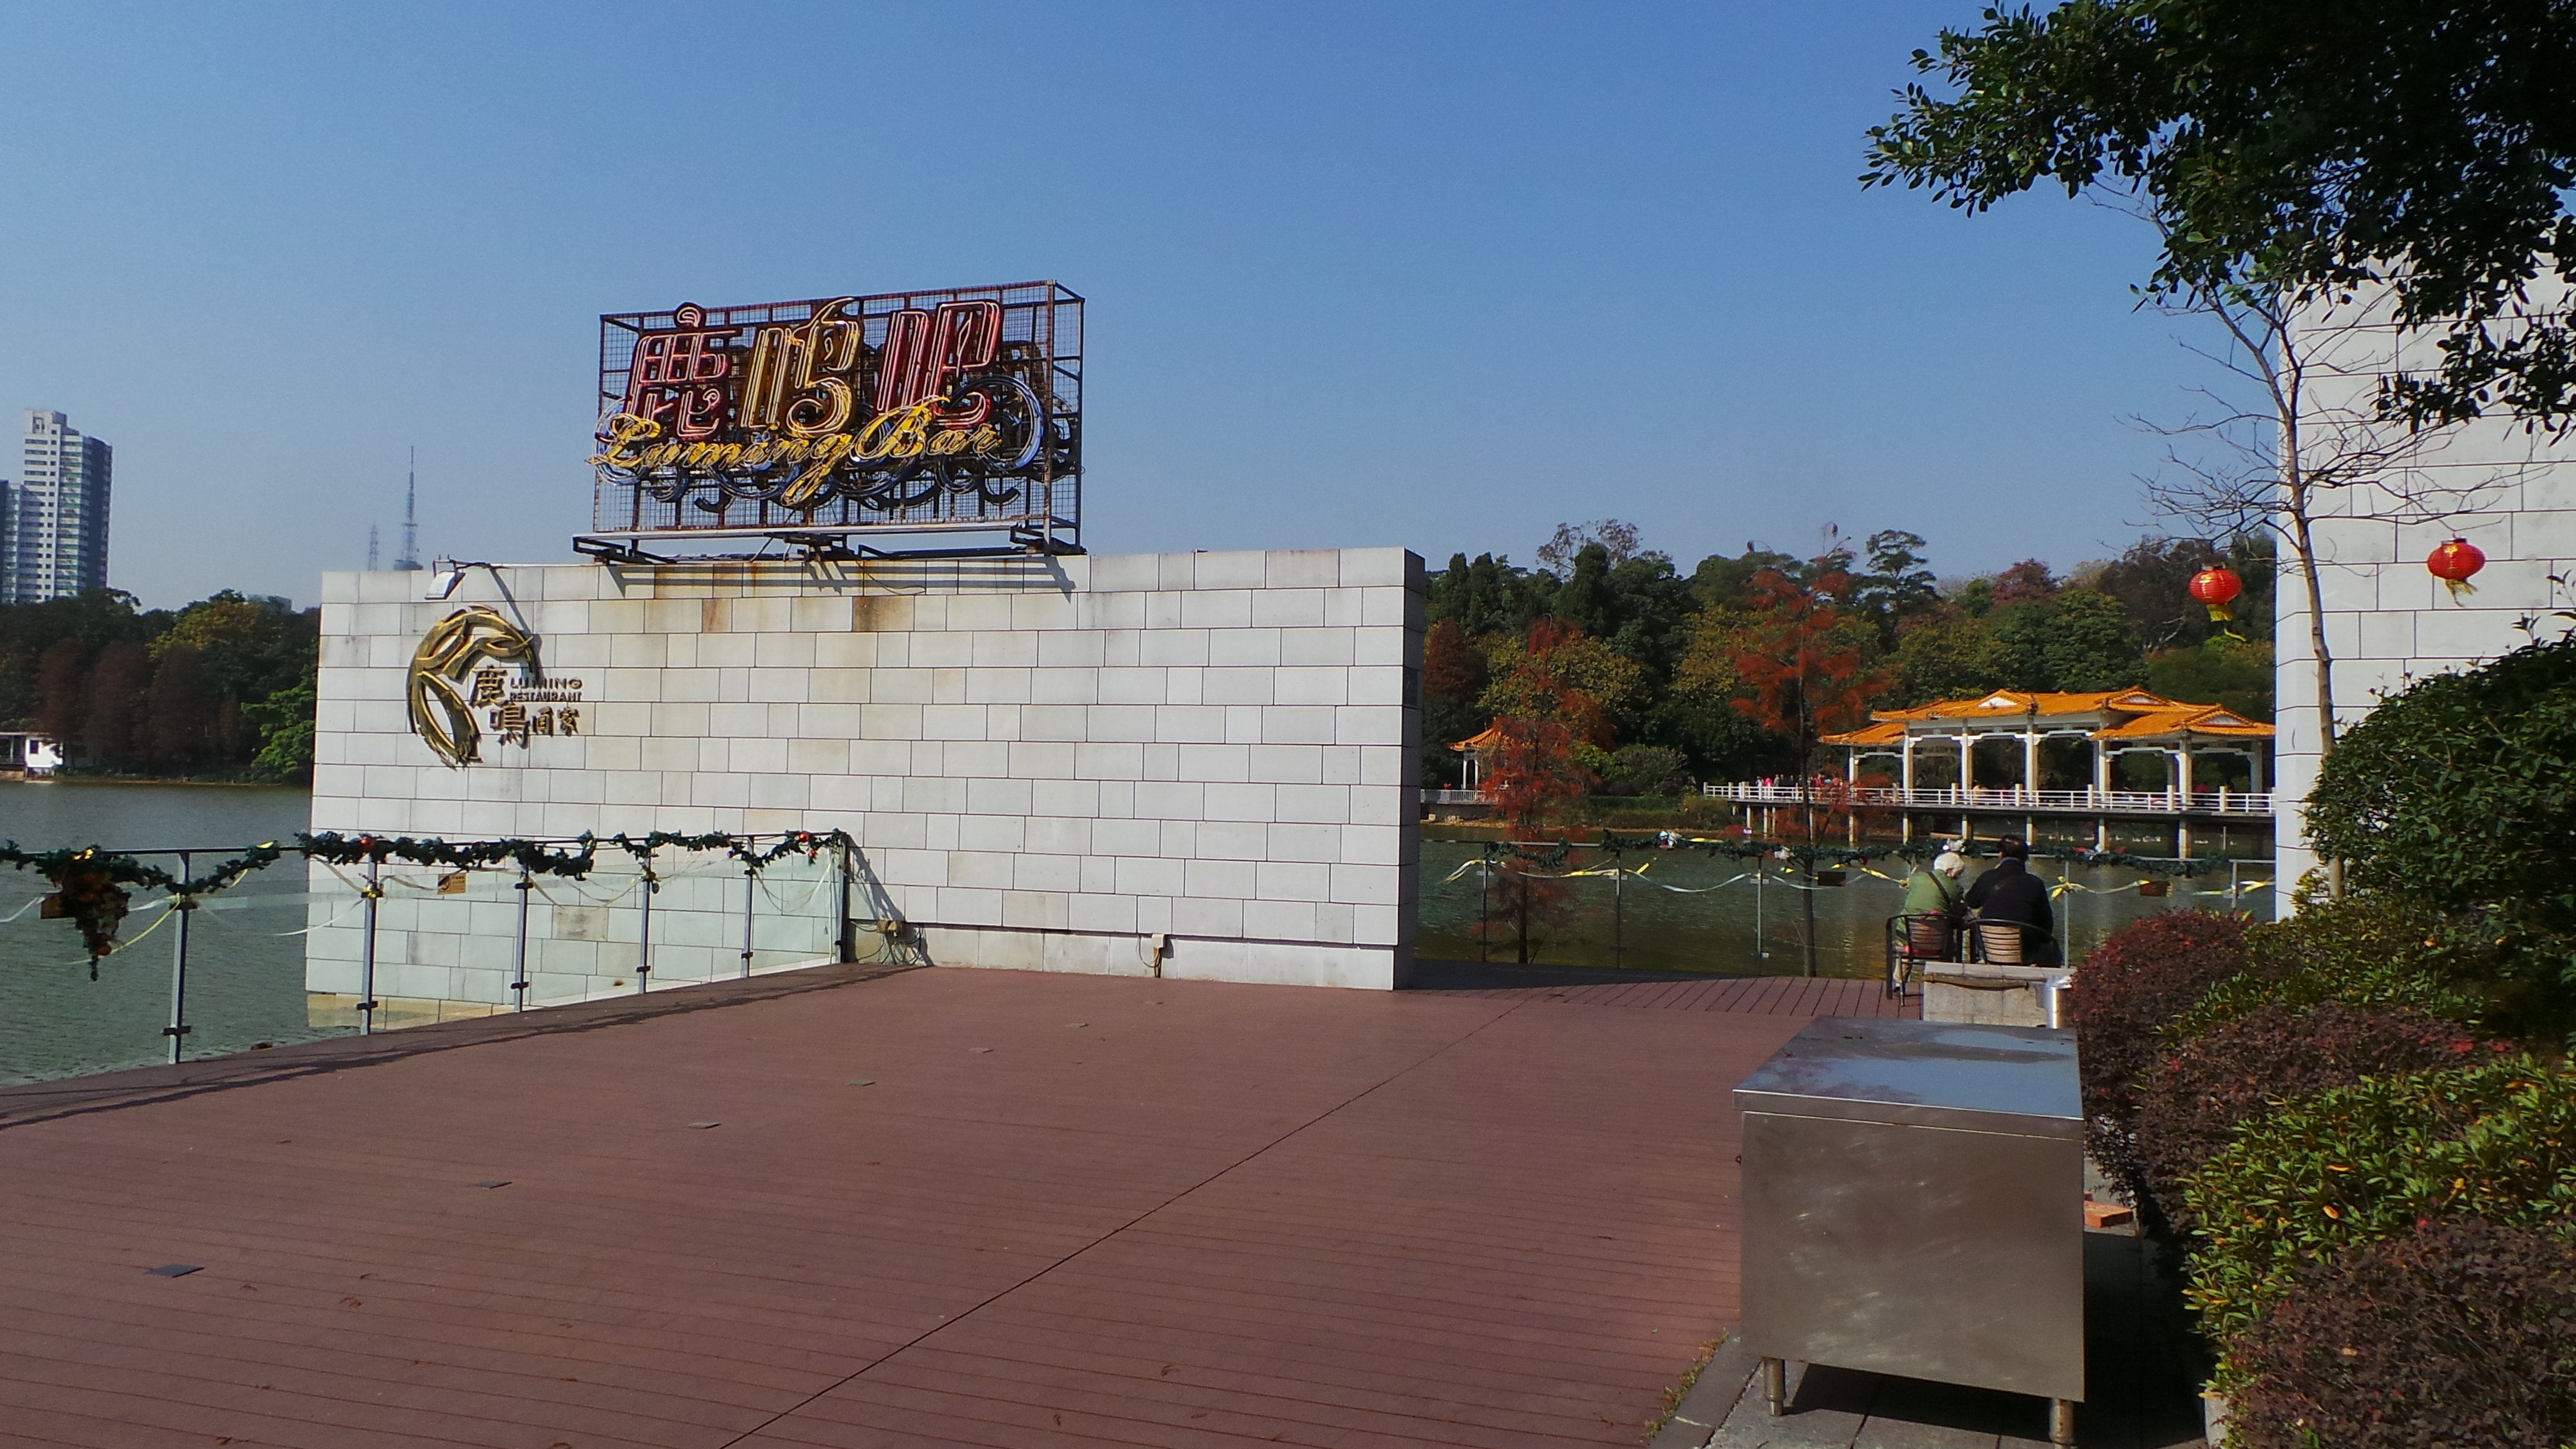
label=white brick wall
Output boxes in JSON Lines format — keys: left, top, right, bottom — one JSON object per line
{"left": 307, "top": 549, "right": 1426, "bottom": 997}
{"left": 2275, "top": 309, "right": 2576, "bottom": 893}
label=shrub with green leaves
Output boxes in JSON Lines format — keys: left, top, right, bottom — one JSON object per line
{"left": 2182, "top": 1056, "right": 2576, "bottom": 1342}
{"left": 2167, "top": 893, "right": 2489, "bottom": 1042}
{"left": 2306, "top": 633, "right": 2576, "bottom": 1035}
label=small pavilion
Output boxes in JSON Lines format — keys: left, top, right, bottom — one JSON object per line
{"left": 1788, "top": 688, "right": 2276, "bottom": 851}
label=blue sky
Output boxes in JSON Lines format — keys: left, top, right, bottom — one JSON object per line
{"left": 0, "top": 2, "right": 2209, "bottom": 609}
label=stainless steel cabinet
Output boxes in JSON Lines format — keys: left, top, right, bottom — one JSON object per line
{"left": 1734, "top": 1017, "right": 2085, "bottom": 1443}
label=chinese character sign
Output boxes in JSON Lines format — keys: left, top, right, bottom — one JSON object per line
{"left": 592, "top": 283, "right": 1082, "bottom": 541}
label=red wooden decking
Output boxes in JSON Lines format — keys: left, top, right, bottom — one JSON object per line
{"left": 0, "top": 966, "right": 1910, "bottom": 1449}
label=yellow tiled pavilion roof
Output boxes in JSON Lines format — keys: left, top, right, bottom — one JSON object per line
{"left": 1820, "top": 688, "right": 2274, "bottom": 745}
{"left": 2092, "top": 704, "right": 2274, "bottom": 739}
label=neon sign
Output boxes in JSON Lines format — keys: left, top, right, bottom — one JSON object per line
{"left": 590, "top": 283, "right": 1082, "bottom": 550}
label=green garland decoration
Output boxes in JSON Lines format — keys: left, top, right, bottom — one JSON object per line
{"left": 0, "top": 827, "right": 860, "bottom": 963}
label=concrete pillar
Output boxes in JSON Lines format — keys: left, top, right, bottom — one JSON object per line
{"left": 2023, "top": 728, "right": 2040, "bottom": 804}
{"left": 1959, "top": 733, "right": 1976, "bottom": 792}
{"left": 2179, "top": 745, "right": 2196, "bottom": 803}
{"left": 2093, "top": 740, "right": 2111, "bottom": 802}
{"left": 1901, "top": 735, "right": 1916, "bottom": 795}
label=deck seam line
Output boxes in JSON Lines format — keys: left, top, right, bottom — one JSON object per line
{"left": 709, "top": 995, "right": 1539, "bottom": 1449}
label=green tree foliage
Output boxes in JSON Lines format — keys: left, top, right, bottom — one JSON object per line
{"left": 1427, "top": 527, "right": 2262, "bottom": 783}
{"left": 1866, "top": 2, "right": 2576, "bottom": 428}
{"left": 2146, "top": 638, "right": 2274, "bottom": 721}
{"left": 1427, "top": 553, "right": 1553, "bottom": 638}
{"left": 1419, "top": 618, "right": 1488, "bottom": 786}
{"left": 243, "top": 681, "right": 316, "bottom": 783}
{"left": 2097, "top": 534, "right": 2277, "bottom": 650}
{"left": 1889, "top": 614, "right": 2015, "bottom": 705}
{"left": 2038, "top": 589, "right": 2146, "bottom": 690}
{"left": 0, "top": 588, "right": 318, "bottom": 782}
{"left": 2306, "top": 633, "right": 2576, "bottom": 1032}
{"left": 1850, "top": 529, "right": 1940, "bottom": 640}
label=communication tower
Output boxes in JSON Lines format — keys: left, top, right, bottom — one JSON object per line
{"left": 395, "top": 447, "right": 422, "bottom": 571}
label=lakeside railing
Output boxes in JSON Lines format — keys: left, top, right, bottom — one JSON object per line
{"left": 0, "top": 830, "right": 907, "bottom": 1070}
{"left": 1700, "top": 782, "right": 2276, "bottom": 818}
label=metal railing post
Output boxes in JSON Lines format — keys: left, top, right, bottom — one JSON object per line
{"left": 512, "top": 865, "right": 532, "bottom": 1011}
{"left": 741, "top": 859, "right": 758, "bottom": 978}
{"left": 1612, "top": 849, "right": 1625, "bottom": 966}
{"left": 835, "top": 841, "right": 856, "bottom": 963}
{"left": 358, "top": 856, "right": 380, "bottom": 1035}
{"left": 164, "top": 852, "right": 194, "bottom": 1065}
{"left": 636, "top": 849, "right": 655, "bottom": 993}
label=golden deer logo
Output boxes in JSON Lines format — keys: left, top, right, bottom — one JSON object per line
{"left": 408, "top": 606, "right": 538, "bottom": 767}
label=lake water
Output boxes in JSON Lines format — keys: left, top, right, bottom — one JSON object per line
{"left": 0, "top": 783, "right": 2277, "bottom": 1081}
{"left": 1413, "top": 839, "right": 2272, "bottom": 978}
{"left": 0, "top": 782, "right": 329, "bottom": 1084}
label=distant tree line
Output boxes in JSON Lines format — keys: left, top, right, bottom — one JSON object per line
{"left": 1422, "top": 521, "right": 2275, "bottom": 792}
{"left": 0, "top": 590, "right": 318, "bottom": 783}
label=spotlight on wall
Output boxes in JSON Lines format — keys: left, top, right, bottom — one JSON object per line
{"left": 424, "top": 560, "right": 491, "bottom": 600}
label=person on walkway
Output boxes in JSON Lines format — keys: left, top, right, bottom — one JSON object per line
{"left": 1964, "top": 838, "right": 2061, "bottom": 966}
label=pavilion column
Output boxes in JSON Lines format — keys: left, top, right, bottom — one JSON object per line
{"left": 2251, "top": 748, "right": 2267, "bottom": 794}
{"left": 2023, "top": 728, "right": 2040, "bottom": 804}
{"left": 2179, "top": 744, "right": 2196, "bottom": 802}
{"left": 1901, "top": 736, "right": 1916, "bottom": 796}
{"left": 2093, "top": 740, "right": 2111, "bottom": 801}
{"left": 1959, "top": 733, "right": 1975, "bottom": 793}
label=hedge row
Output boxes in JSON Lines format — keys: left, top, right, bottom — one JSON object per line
{"left": 2072, "top": 903, "right": 2575, "bottom": 1447}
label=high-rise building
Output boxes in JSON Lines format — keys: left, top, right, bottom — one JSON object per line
{"left": 6, "top": 410, "right": 112, "bottom": 603}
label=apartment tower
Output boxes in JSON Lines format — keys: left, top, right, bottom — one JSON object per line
{"left": 4, "top": 410, "right": 113, "bottom": 603}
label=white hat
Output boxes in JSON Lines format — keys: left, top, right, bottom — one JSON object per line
{"left": 1934, "top": 851, "right": 1968, "bottom": 876}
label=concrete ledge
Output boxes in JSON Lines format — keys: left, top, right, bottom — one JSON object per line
{"left": 917, "top": 922, "right": 1408, "bottom": 989}
{"left": 1923, "top": 964, "right": 2070, "bottom": 1027}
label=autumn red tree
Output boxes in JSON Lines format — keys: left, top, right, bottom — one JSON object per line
{"left": 1730, "top": 557, "right": 1894, "bottom": 974}
{"left": 1475, "top": 619, "right": 1613, "bottom": 963}
{"left": 142, "top": 645, "right": 220, "bottom": 774}
{"left": 83, "top": 641, "right": 151, "bottom": 769}
{"left": 31, "top": 638, "right": 90, "bottom": 747}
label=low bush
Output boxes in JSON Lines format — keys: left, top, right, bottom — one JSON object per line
{"left": 2134, "top": 1003, "right": 2482, "bottom": 1235}
{"left": 2170, "top": 893, "right": 2490, "bottom": 1042}
{"left": 2183, "top": 1055, "right": 2576, "bottom": 1342}
{"left": 2226, "top": 1219, "right": 2576, "bottom": 1449}
{"left": 2066, "top": 910, "right": 2251, "bottom": 1129}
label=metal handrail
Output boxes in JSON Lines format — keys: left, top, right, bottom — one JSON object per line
{"left": 1702, "top": 782, "right": 2274, "bottom": 816}
{"left": 7, "top": 830, "right": 865, "bottom": 1064}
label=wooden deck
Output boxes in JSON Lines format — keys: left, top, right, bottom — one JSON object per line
{"left": 0, "top": 964, "right": 1912, "bottom": 1449}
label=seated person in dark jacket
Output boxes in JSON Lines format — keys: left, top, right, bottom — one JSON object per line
{"left": 1963, "top": 839, "right": 2062, "bottom": 965}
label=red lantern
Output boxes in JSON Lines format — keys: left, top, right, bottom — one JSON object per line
{"left": 2427, "top": 538, "right": 2485, "bottom": 600}
{"left": 2188, "top": 566, "right": 2243, "bottom": 622}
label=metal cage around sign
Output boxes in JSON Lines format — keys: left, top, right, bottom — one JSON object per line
{"left": 586, "top": 282, "right": 1083, "bottom": 560}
